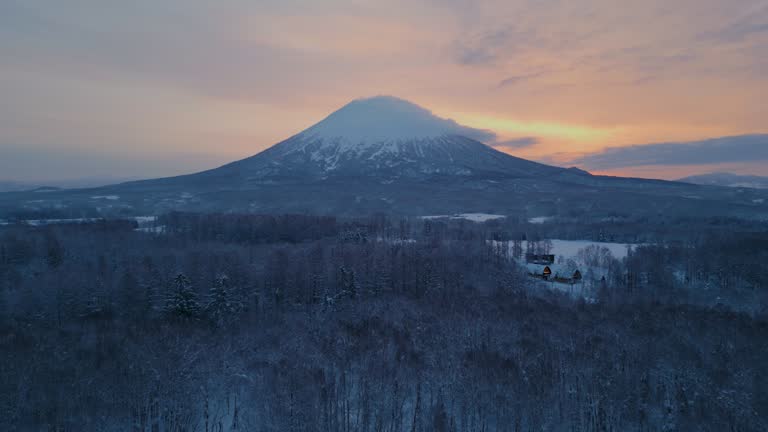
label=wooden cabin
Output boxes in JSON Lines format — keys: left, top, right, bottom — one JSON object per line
{"left": 527, "top": 264, "right": 583, "bottom": 284}
{"left": 526, "top": 253, "right": 555, "bottom": 265}
{"left": 553, "top": 269, "right": 583, "bottom": 284}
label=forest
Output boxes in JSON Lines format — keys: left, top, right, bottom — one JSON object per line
{"left": 1, "top": 213, "right": 767, "bottom": 431}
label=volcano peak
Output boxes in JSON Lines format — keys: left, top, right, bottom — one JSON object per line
{"left": 209, "top": 96, "right": 558, "bottom": 181}
{"left": 299, "top": 96, "right": 493, "bottom": 145}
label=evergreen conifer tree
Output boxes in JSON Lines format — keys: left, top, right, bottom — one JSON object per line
{"left": 205, "top": 274, "right": 243, "bottom": 327}
{"left": 164, "top": 273, "right": 200, "bottom": 319}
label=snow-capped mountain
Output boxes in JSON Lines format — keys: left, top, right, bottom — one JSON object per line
{"left": 205, "top": 96, "right": 563, "bottom": 181}
{"left": 1, "top": 96, "right": 766, "bottom": 218}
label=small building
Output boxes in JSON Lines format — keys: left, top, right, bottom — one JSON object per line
{"left": 542, "top": 266, "right": 552, "bottom": 280}
{"left": 553, "top": 269, "right": 583, "bottom": 284}
{"left": 526, "top": 254, "right": 555, "bottom": 265}
{"left": 526, "top": 263, "right": 583, "bottom": 284}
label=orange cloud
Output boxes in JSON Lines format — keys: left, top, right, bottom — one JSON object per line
{"left": 1, "top": 1, "right": 766, "bottom": 180}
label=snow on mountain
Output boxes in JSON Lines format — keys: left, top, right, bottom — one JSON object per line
{"left": 214, "top": 96, "right": 560, "bottom": 180}
{"left": 266, "top": 95, "right": 501, "bottom": 172}
{"left": 298, "top": 96, "right": 493, "bottom": 150}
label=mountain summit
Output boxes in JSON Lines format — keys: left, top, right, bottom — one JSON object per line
{"left": 300, "top": 96, "right": 493, "bottom": 145}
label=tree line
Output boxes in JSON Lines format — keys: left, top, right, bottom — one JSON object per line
{"left": 0, "top": 214, "right": 766, "bottom": 431}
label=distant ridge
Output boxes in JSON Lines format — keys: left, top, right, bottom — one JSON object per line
{"left": 678, "top": 172, "right": 768, "bottom": 189}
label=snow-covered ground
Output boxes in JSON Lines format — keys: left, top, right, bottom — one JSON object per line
{"left": 493, "top": 239, "right": 634, "bottom": 261}
{"left": 136, "top": 225, "right": 165, "bottom": 233}
{"left": 0, "top": 216, "right": 158, "bottom": 227}
{"left": 134, "top": 216, "right": 157, "bottom": 224}
{"left": 492, "top": 239, "right": 638, "bottom": 296}
{"left": 542, "top": 239, "right": 634, "bottom": 261}
{"left": 528, "top": 216, "right": 552, "bottom": 224}
{"left": 375, "top": 237, "right": 416, "bottom": 244}
{"left": 134, "top": 216, "right": 164, "bottom": 233}
{"left": 24, "top": 218, "right": 102, "bottom": 226}
{"left": 422, "top": 213, "right": 506, "bottom": 222}
{"left": 529, "top": 278, "right": 596, "bottom": 299}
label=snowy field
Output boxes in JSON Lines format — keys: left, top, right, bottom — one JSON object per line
{"left": 492, "top": 239, "right": 635, "bottom": 262}
{"left": 0, "top": 216, "right": 157, "bottom": 227}
{"left": 541, "top": 239, "right": 634, "bottom": 261}
{"left": 492, "top": 239, "right": 639, "bottom": 296}
{"left": 422, "top": 213, "right": 506, "bottom": 222}
{"left": 22, "top": 218, "right": 102, "bottom": 226}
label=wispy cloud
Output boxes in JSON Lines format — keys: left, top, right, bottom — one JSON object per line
{"left": 450, "top": 124, "right": 498, "bottom": 142}
{"left": 452, "top": 28, "right": 512, "bottom": 66}
{"left": 498, "top": 72, "right": 545, "bottom": 88}
{"left": 451, "top": 24, "right": 546, "bottom": 67}
{"left": 0, "top": 0, "right": 767, "bottom": 180}
{"left": 489, "top": 137, "right": 539, "bottom": 149}
{"left": 572, "top": 135, "right": 768, "bottom": 170}
{"left": 699, "top": 3, "right": 768, "bottom": 43}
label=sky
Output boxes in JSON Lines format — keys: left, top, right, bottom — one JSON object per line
{"left": 0, "top": 0, "right": 766, "bottom": 183}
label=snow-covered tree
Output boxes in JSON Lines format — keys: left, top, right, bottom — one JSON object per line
{"left": 512, "top": 239, "right": 523, "bottom": 260}
{"left": 164, "top": 273, "right": 200, "bottom": 319}
{"left": 205, "top": 274, "right": 243, "bottom": 327}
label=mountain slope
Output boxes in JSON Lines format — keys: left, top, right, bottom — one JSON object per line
{"left": 131, "top": 96, "right": 566, "bottom": 185}
{"left": 1, "top": 96, "right": 767, "bottom": 219}
{"left": 678, "top": 172, "right": 768, "bottom": 189}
